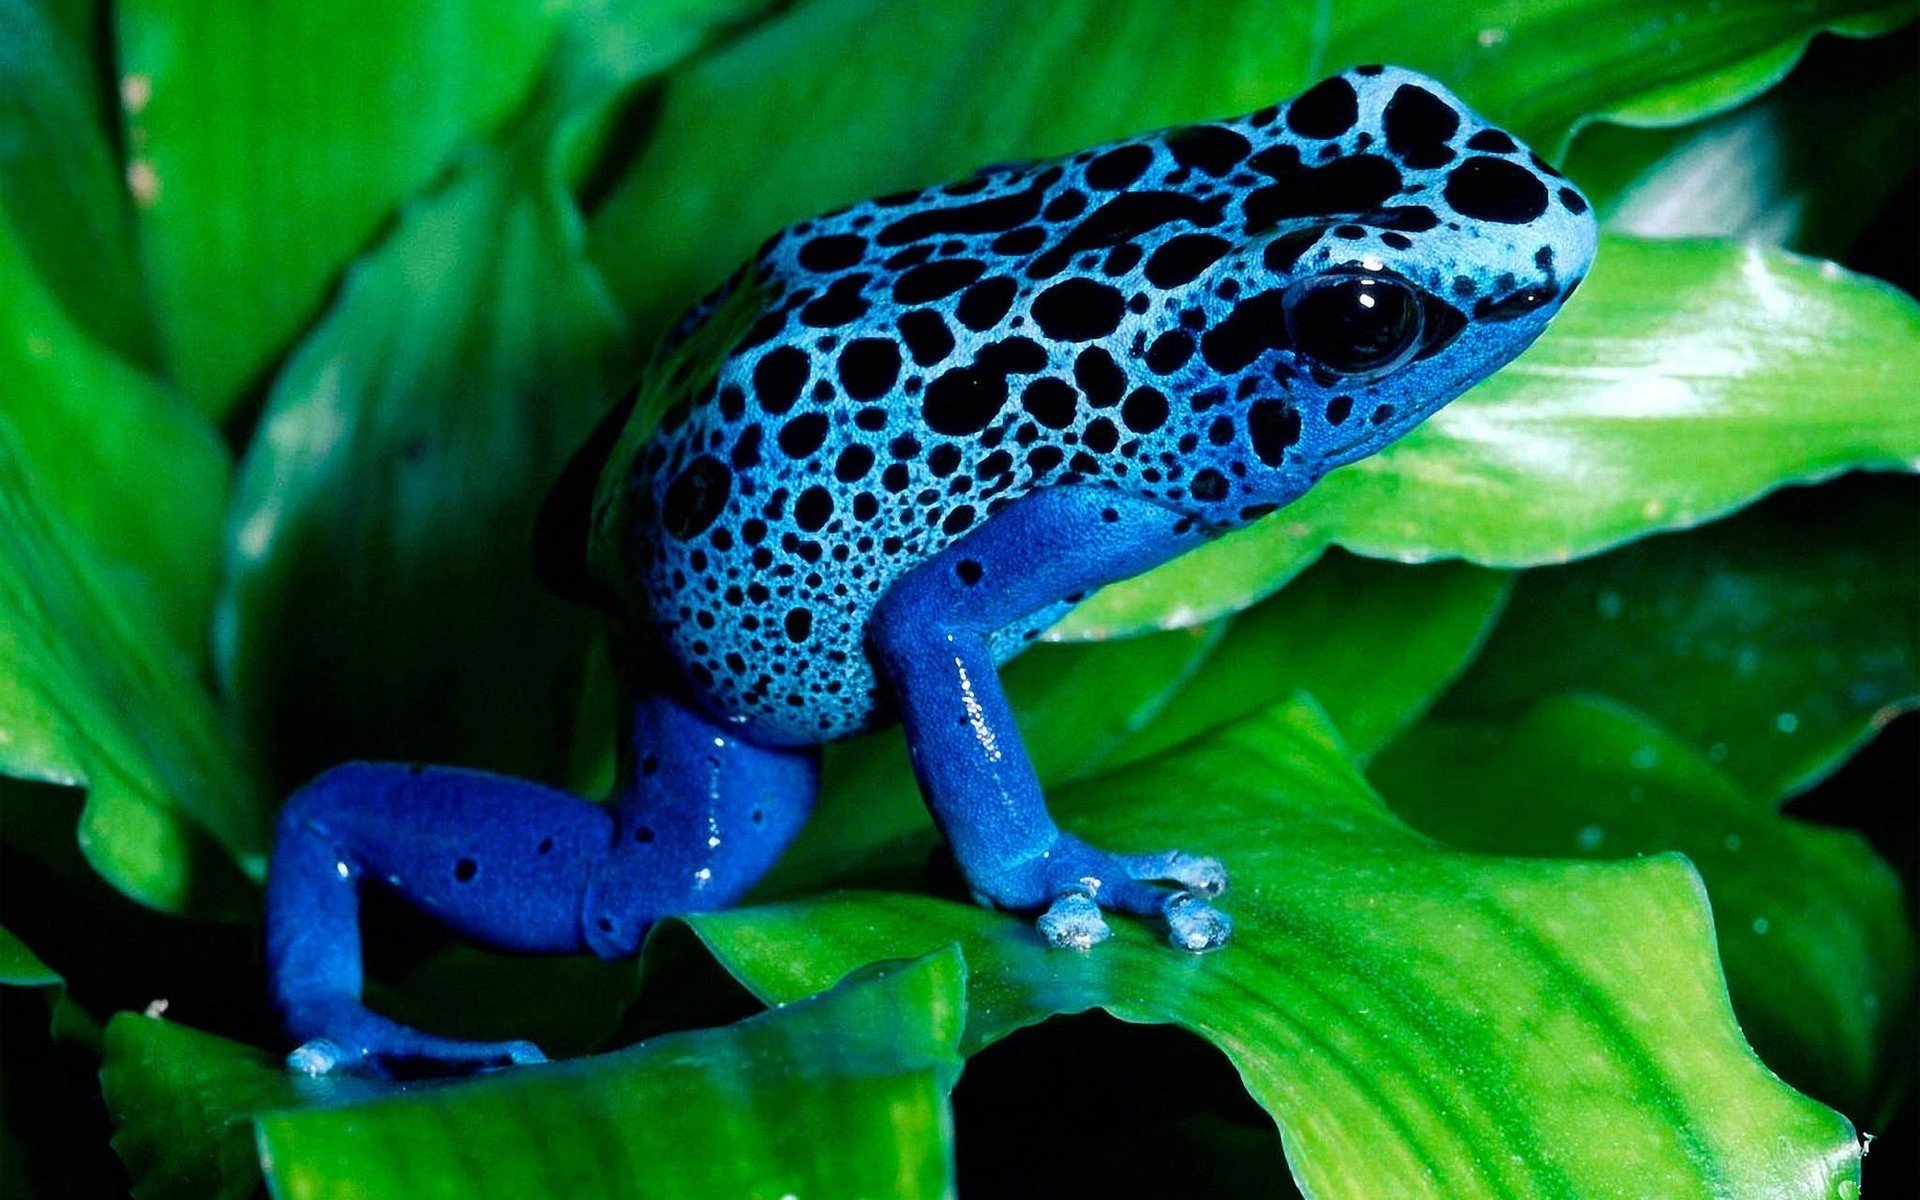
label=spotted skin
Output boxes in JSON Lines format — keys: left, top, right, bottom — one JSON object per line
{"left": 265, "top": 66, "right": 1596, "bottom": 1075}
{"left": 614, "top": 65, "right": 1594, "bottom": 746}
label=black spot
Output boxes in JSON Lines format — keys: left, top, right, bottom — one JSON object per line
{"left": 1190, "top": 468, "right": 1229, "bottom": 501}
{"left": 1143, "top": 234, "right": 1232, "bottom": 289}
{"left": 1145, "top": 330, "right": 1195, "bottom": 374}
{"left": 1261, "top": 225, "right": 1325, "bottom": 274}
{"left": 1286, "top": 76, "right": 1359, "bottom": 138}
{"left": 778, "top": 412, "right": 830, "bottom": 459}
{"left": 1122, "top": 387, "right": 1169, "bottom": 433}
{"left": 956, "top": 558, "right": 983, "bottom": 585}
{"left": 977, "top": 337, "right": 1049, "bottom": 375}
{"left": 634, "top": 826, "right": 655, "bottom": 844}
{"left": 1103, "top": 244, "right": 1143, "bottom": 277}
{"left": 1028, "top": 192, "right": 1226, "bottom": 278}
{"left": 1243, "top": 148, "right": 1403, "bottom": 232}
{"left": 835, "top": 444, "right": 875, "bottom": 482}
{"left": 1466, "top": 129, "right": 1517, "bottom": 154}
{"left": 1444, "top": 157, "right": 1549, "bottom": 224}
{"left": 894, "top": 258, "right": 985, "bottom": 304}
{"left": 1031, "top": 279, "right": 1126, "bottom": 341}
{"left": 1382, "top": 85, "right": 1460, "bottom": 168}
{"left": 1074, "top": 347, "right": 1126, "bottom": 407}
{"left": 753, "top": 346, "right": 809, "bottom": 414}
{"left": 794, "top": 486, "right": 833, "bottom": 531}
{"left": 1085, "top": 144, "right": 1154, "bottom": 190}
{"left": 876, "top": 173, "right": 1053, "bottom": 245}
{"left": 1166, "top": 125, "right": 1251, "bottom": 176}
{"left": 942, "top": 505, "right": 975, "bottom": 534}
{"left": 1366, "top": 205, "right": 1440, "bottom": 232}
{"left": 1380, "top": 231, "right": 1413, "bottom": 250}
{"left": 1333, "top": 223, "right": 1367, "bottom": 239}
{"left": 1044, "top": 190, "right": 1088, "bottom": 222}
{"left": 1559, "top": 186, "right": 1589, "bottom": 215}
{"left": 1475, "top": 282, "right": 1561, "bottom": 321}
{"left": 730, "top": 424, "right": 764, "bottom": 471}
{"left": 1083, "top": 417, "right": 1119, "bottom": 453}
{"left": 1326, "top": 394, "right": 1353, "bottom": 424}
{"left": 1199, "top": 289, "right": 1292, "bottom": 373}
{"left": 1248, "top": 399, "right": 1301, "bottom": 465}
{"left": 928, "top": 444, "right": 961, "bottom": 475}
{"left": 662, "top": 455, "right": 732, "bottom": 540}
{"left": 799, "top": 274, "right": 871, "bottom": 327}
{"left": 1021, "top": 378, "right": 1077, "bottom": 428}
{"left": 897, "top": 309, "right": 955, "bottom": 366}
{"left": 454, "top": 858, "right": 477, "bottom": 882}
{"left": 837, "top": 338, "right": 901, "bottom": 399}
{"left": 537, "top": 837, "right": 554, "bottom": 854}
{"left": 784, "top": 607, "right": 813, "bottom": 643}
{"left": 957, "top": 277, "right": 1018, "bottom": 330}
{"left": 923, "top": 367, "right": 1008, "bottom": 435}
{"left": 993, "top": 226, "right": 1047, "bottom": 255}
{"left": 798, "top": 233, "right": 867, "bottom": 271}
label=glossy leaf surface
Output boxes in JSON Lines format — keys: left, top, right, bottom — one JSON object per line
{"left": 104, "top": 952, "right": 962, "bottom": 1200}
{"left": 672, "top": 700, "right": 1862, "bottom": 1199}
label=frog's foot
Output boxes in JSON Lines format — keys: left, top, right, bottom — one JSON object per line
{"left": 1011, "top": 836, "right": 1231, "bottom": 953}
{"left": 285, "top": 1003, "right": 547, "bottom": 1079}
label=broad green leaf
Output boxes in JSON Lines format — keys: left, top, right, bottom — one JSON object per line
{"left": 116, "top": 0, "right": 566, "bottom": 413}
{"left": 586, "top": 0, "right": 1912, "bottom": 342}
{"left": 1100, "top": 557, "right": 1510, "bottom": 765}
{"left": 0, "top": 417, "right": 261, "bottom": 915}
{"left": 762, "top": 553, "right": 1507, "bottom": 896}
{"left": 1568, "top": 30, "right": 1920, "bottom": 257}
{"left": 0, "top": 0, "right": 155, "bottom": 365}
{"left": 0, "top": 922, "right": 58, "bottom": 990}
{"left": 1439, "top": 475, "right": 1919, "bottom": 802}
{"left": 219, "top": 0, "right": 773, "bottom": 786}
{"left": 1370, "top": 694, "right": 1915, "bottom": 1124}
{"left": 1061, "top": 238, "right": 1920, "bottom": 637}
{"left": 0, "top": 207, "right": 228, "bottom": 657}
{"left": 104, "top": 952, "right": 963, "bottom": 1200}
{"left": 665, "top": 698, "right": 1860, "bottom": 1199}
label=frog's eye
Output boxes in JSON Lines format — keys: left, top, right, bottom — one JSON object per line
{"left": 1283, "top": 272, "right": 1424, "bottom": 377}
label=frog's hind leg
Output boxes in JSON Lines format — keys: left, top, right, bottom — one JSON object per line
{"left": 265, "top": 691, "right": 816, "bottom": 1077}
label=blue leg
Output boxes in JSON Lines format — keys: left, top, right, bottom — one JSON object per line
{"left": 265, "top": 685, "right": 816, "bottom": 1076}
{"left": 870, "top": 486, "right": 1232, "bottom": 952}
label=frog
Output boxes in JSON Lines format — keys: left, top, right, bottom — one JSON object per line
{"left": 266, "top": 65, "right": 1597, "bottom": 1076}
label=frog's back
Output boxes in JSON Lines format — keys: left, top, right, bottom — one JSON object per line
{"left": 606, "top": 66, "right": 1591, "bottom": 745}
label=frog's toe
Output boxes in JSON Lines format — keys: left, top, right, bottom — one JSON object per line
{"left": 1127, "top": 850, "right": 1228, "bottom": 897}
{"left": 1037, "top": 889, "right": 1112, "bottom": 950}
{"left": 287, "top": 1038, "right": 355, "bottom": 1077}
{"left": 1164, "top": 891, "right": 1233, "bottom": 953}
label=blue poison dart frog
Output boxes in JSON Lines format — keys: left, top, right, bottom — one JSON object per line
{"left": 266, "top": 65, "right": 1596, "bottom": 1075}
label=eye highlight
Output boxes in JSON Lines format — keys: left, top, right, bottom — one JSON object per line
{"left": 1283, "top": 272, "right": 1424, "bottom": 377}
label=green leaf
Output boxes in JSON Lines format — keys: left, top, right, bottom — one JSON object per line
{"left": 761, "top": 553, "right": 1507, "bottom": 896}
{"left": 1439, "top": 476, "right": 1919, "bottom": 802}
{"left": 1568, "top": 30, "right": 1920, "bottom": 257}
{"left": 666, "top": 699, "right": 1860, "bottom": 1199}
{"left": 218, "top": 0, "right": 773, "bottom": 785}
{"left": 586, "top": 0, "right": 1913, "bottom": 342}
{"left": 0, "top": 416, "right": 262, "bottom": 915}
{"left": 0, "top": 0, "right": 155, "bottom": 366}
{"left": 0, "top": 201, "right": 228, "bottom": 658}
{"left": 1098, "top": 556, "right": 1510, "bottom": 765}
{"left": 104, "top": 951, "right": 963, "bottom": 1200}
{"left": 1371, "top": 694, "right": 1915, "bottom": 1124}
{"left": 0, "top": 923, "right": 59, "bottom": 991}
{"left": 1061, "top": 238, "right": 1920, "bottom": 637}
{"left": 116, "top": 0, "right": 569, "bottom": 414}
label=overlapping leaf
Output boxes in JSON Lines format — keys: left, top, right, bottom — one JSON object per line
{"left": 668, "top": 699, "right": 1861, "bottom": 1200}
{"left": 1372, "top": 694, "right": 1915, "bottom": 1122}
{"left": 1438, "top": 475, "right": 1919, "bottom": 802}
{"left": 116, "top": 0, "right": 569, "bottom": 413}
{"left": 104, "top": 952, "right": 962, "bottom": 1200}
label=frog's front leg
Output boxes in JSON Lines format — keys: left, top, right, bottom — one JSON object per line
{"left": 871, "top": 486, "right": 1231, "bottom": 952}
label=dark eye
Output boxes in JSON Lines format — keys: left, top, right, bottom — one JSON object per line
{"left": 1283, "top": 273, "right": 1424, "bottom": 376}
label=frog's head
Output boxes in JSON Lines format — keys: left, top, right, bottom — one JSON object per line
{"left": 1168, "top": 66, "right": 1597, "bottom": 519}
